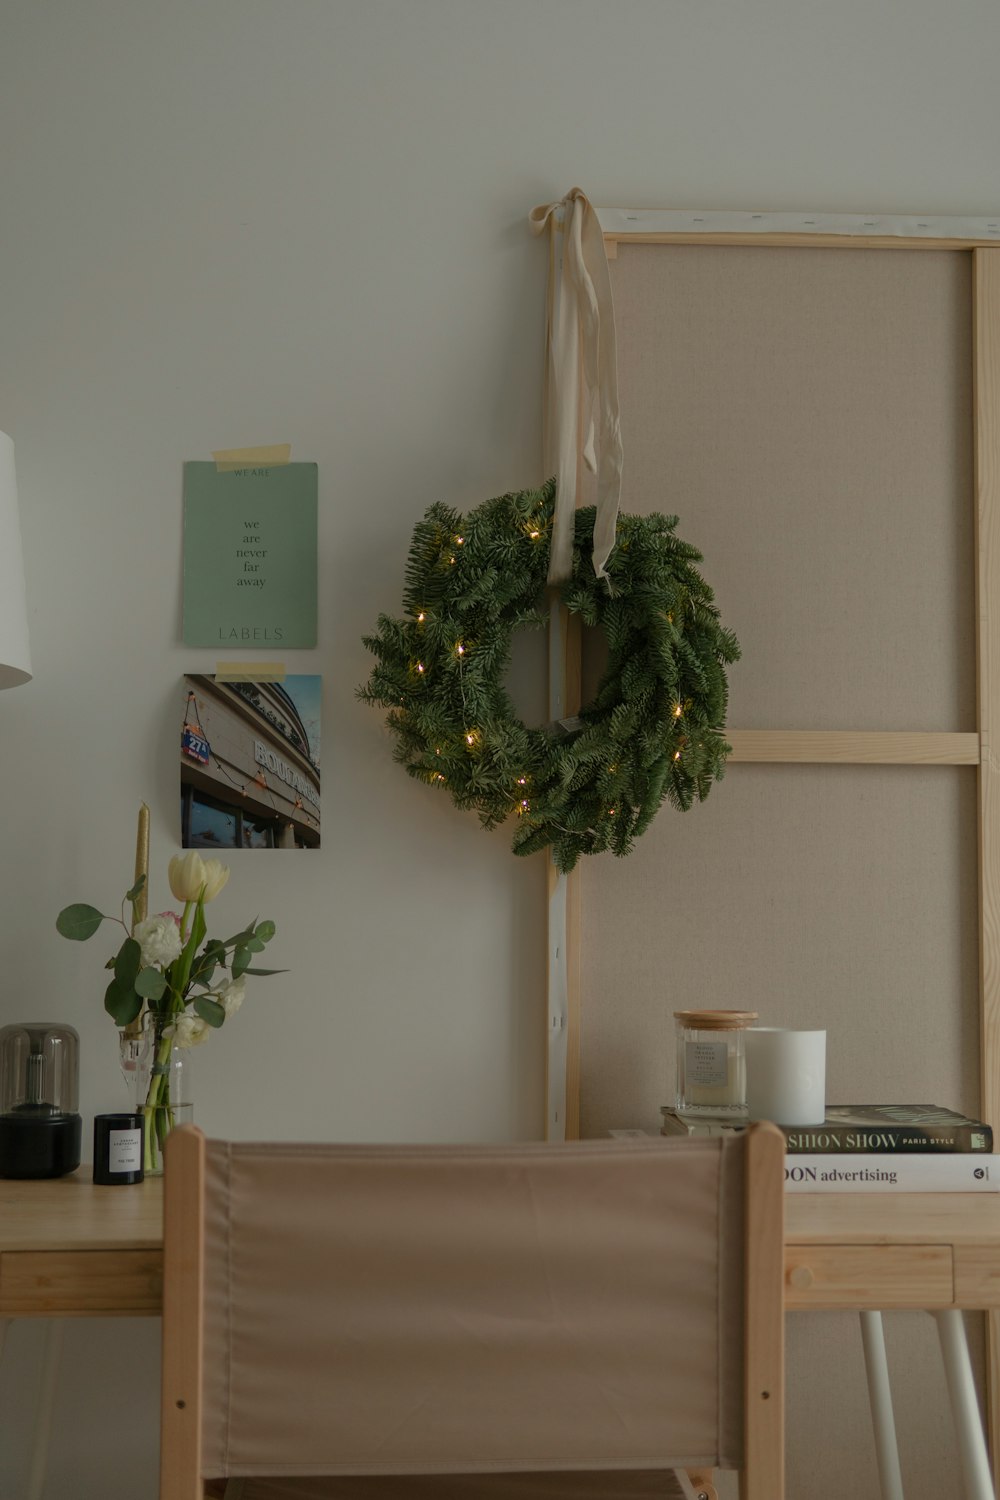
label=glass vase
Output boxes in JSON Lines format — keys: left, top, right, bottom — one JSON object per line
{"left": 119, "top": 1012, "right": 193, "bottom": 1175}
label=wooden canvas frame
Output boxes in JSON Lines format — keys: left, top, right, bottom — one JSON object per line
{"left": 547, "top": 210, "right": 1000, "bottom": 1482}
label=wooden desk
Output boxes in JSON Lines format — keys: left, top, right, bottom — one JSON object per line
{"left": 3, "top": 1176, "right": 999, "bottom": 1499}
{"left": 3, "top": 1173, "right": 1000, "bottom": 1318}
{"left": 0, "top": 1172, "right": 162, "bottom": 1317}
{"left": 785, "top": 1192, "right": 1000, "bottom": 1311}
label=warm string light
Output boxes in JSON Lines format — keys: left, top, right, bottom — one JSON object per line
{"left": 672, "top": 702, "right": 683, "bottom": 718}
{"left": 417, "top": 611, "right": 426, "bottom": 624}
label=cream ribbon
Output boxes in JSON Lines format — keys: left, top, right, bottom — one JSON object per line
{"left": 529, "top": 188, "right": 623, "bottom": 584}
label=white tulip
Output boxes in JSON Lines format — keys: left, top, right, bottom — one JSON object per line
{"left": 168, "top": 851, "right": 230, "bottom": 904}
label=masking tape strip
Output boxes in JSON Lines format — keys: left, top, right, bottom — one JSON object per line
{"left": 212, "top": 444, "right": 292, "bottom": 472}
{"left": 215, "top": 662, "right": 287, "bottom": 683}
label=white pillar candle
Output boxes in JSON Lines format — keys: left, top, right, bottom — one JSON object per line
{"left": 745, "top": 1028, "right": 826, "bottom": 1126}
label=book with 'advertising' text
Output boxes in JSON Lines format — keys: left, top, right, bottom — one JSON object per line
{"left": 784, "top": 1153, "right": 1000, "bottom": 1192}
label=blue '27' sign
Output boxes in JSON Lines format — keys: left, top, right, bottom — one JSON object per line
{"left": 182, "top": 727, "right": 211, "bottom": 765}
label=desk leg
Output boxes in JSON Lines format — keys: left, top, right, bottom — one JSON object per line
{"left": 859, "top": 1312, "right": 905, "bottom": 1500}
{"left": 26, "top": 1319, "right": 62, "bottom": 1500}
{"left": 933, "top": 1311, "right": 994, "bottom": 1500}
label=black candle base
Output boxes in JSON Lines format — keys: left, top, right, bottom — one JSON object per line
{"left": 0, "top": 1110, "right": 82, "bottom": 1178}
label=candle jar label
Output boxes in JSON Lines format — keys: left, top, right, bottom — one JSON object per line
{"left": 108, "top": 1128, "right": 142, "bottom": 1173}
{"left": 685, "top": 1040, "right": 728, "bottom": 1087}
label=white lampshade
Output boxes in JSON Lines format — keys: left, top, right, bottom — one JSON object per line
{"left": 0, "top": 431, "right": 31, "bottom": 688}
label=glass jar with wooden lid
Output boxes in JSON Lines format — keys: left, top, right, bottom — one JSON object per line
{"left": 674, "top": 1010, "right": 759, "bottom": 1119}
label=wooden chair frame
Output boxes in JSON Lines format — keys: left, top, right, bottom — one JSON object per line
{"left": 159, "top": 1122, "right": 785, "bottom": 1500}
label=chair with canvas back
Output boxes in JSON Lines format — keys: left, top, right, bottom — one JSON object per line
{"left": 160, "top": 1123, "right": 785, "bottom": 1500}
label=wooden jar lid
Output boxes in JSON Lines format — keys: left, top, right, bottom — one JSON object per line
{"left": 673, "top": 1009, "right": 759, "bottom": 1030}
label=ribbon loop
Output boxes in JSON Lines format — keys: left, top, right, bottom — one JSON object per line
{"left": 529, "top": 187, "right": 623, "bottom": 584}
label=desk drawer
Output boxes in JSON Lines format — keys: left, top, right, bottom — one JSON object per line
{"left": 785, "top": 1244, "right": 953, "bottom": 1309}
{"left": 0, "top": 1250, "right": 163, "bottom": 1316}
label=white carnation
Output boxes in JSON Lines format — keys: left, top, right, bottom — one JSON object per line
{"left": 219, "top": 976, "right": 246, "bottom": 1018}
{"left": 165, "top": 1012, "right": 211, "bottom": 1048}
{"left": 133, "top": 914, "right": 183, "bottom": 970}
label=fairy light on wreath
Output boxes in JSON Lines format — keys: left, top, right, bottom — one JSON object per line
{"left": 358, "top": 477, "right": 739, "bottom": 873}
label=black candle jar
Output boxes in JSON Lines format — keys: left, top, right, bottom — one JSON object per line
{"left": 93, "top": 1112, "right": 145, "bottom": 1185}
{"left": 0, "top": 1023, "right": 82, "bottom": 1178}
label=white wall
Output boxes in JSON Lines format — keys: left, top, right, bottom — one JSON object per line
{"left": 1, "top": 2, "right": 998, "bottom": 1495}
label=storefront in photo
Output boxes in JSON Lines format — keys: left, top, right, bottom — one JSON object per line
{"left": 180, "top": 674, "right": 321, "bottom": 849}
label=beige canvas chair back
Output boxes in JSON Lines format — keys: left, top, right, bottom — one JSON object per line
{"left": 161, "top": 1127, "right": 784, "bottom": 1499}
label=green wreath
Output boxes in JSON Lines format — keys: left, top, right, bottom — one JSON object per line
{"left": 359, "top": 478, "right": 739, "bottom": 872}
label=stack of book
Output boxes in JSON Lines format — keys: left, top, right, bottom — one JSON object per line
{"left": 659, "top": 1104, "right": 999, "bottom": 1192}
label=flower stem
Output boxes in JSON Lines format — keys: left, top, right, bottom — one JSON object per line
{"left": 141, "top": 1027, "right": 175, "bottom": 1173}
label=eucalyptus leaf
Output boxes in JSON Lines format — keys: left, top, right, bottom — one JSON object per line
{"left": 193, "top": 996, "right": 226, "bottom": 1028}
{"left": 255, "top": 920, "right": 276, "bottom": 942}
{"left": 244, "top": 936, "right": 266, "bottom": 954}
{"left": 125, "top": 874, "right": 147, "bottom": 903}
{"left": 56, "top": 904, "right": 105, "bottom": 941}
{"left": 244, "top": 966, "right": 288, "bottom": 976}
{"left": 114, "top": 938, "right": 142, "bottom": 987}
{"left": 105, "top": 979, "right": 143, "bottom": 1026}
{"left": 135, "top": 967, "right": 167, "bottom": 1000}
{"left": 231, "top": 947, "right": 252, "bottom": 979}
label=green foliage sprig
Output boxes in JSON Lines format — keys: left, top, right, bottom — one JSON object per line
{"left": 359, "top": 478, "right": 740, "bottom": 872}
{"left": 56, "top": 851, "right": 283, "bottom": 1034}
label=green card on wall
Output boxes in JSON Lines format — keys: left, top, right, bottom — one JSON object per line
{"left": 182, "top": 462, "right": 318, "bottom": 647}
